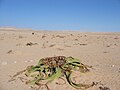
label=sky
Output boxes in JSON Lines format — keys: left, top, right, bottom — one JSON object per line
{"left": 0, "top": 0, "right": 120, "bottom": 32}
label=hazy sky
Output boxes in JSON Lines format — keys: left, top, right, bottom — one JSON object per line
{"left": 0, "top": 0, "right": 120, "bottom": 32}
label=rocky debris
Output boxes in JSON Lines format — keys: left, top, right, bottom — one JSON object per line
{"left": 99, "top": 86, "right": 110, "bottom": 90}
{"left": 26, "top": 42, "right": 38, "bottom": 46}
{"left": 7, "top": 50, "right": 13, "bottom": 54}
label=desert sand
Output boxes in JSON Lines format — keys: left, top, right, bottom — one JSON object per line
{"left": 0, "top": 28, "right": 120, "bottom": 90}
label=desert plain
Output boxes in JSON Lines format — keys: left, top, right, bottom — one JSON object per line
{"left": 0, "top": 28, "right": 120, "bottom": 90}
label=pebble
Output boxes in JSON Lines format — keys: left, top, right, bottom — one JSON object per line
{"left": 30, "top": 60, "right": 33, "bottom": 62}
{"left": 1, "top": 61, "right": 7, "bottom": 65}
{"left": 25, "top": 60, "right": 28, "bottom": 63}
{"left": 112, "top": 65, "right": 115, "bottom": 67}
{"left": 14, "top": 61, "right": 17, "bottom": 63}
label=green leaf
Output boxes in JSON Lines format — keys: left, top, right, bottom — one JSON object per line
{"left": 46, "top": 68, "right": 62, "bottom": 82}
{"left": 64, "top": 71, "right": 92, "bottom": 89}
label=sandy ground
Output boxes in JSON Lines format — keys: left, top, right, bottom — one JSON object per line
{"left": 0, "top": 28, "right": 120, "bottom": 90}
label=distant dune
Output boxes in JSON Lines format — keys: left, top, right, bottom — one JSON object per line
{"left": 0, "top": 27, "right": 33, "bottom": 31}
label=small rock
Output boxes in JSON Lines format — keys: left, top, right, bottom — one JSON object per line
{"left": 114, "top": 37, "right": 118, "bottom": 39}
{"left": 74, "top": 39, "right": 78, "bottom": 41}
{"left": 49, "top": 44, "right": 55, "bottom": 47}
{"left": 42, "top": 35, "right": 46, "bottom": 38}
{"left": 26, "top": 42, "right": 38, "bottom": 46}
{"left": 7, "top": 50, "right": 13, "bottom": 54}
{"left": 56, "top": 35, "right": 65, "bottom": 38}
{"left": 14, "top": 61, "right": 17, "bottom": 63}
{"left": 111, "top": 65, "right": 115, "bottom": 67}
{"left": 32, "top": 32, "right": 34, "bottom": 35}
{"left": 30, "top": 60, "right": 33, "bottom": 62}
{"left": 99, "top": 86, "right": 110, "bottom": 90}
{"left": 84, "top": 35, "right": 87, "bottom": 37}
{"left": 103, "top": 51, "right": 108, "bottom": 53}
{"left": 106, "top": 45, "right": 110, "bottom": 47}
{"left": 118, "top": 68, "right": 120, "bottom": 73}
{"left": 79, "top": 43, "right": 87, "bottom": 46}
